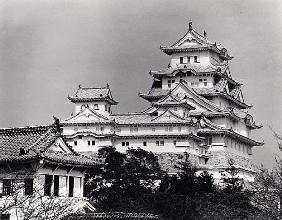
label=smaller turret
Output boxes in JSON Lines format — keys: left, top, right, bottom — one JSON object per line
{"left": 68, "top": 84, "right": 118, "bottom": 116}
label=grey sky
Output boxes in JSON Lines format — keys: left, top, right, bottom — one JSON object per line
{"left": 0, "top": 0, "right": 281, "bottom": 168}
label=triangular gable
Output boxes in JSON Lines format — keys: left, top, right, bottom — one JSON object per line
{"left": 151, "top": 109, "right": 187, "bottom": 123}
{"left": 62, "top": 107, "right": 108, "bottom": 123}
{"left": 171, "top": 29, "right": 213, "bottom": 48}
{"left": 156, "top": 93, "right": 182, "bottom": 104}
{"left": 49, "top": 137, "right": 73, "bottom": 153}
{"left": 170, "top": 82, "right": 222, "bottom": 113}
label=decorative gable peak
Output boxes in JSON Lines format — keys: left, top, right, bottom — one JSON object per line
{"left": 160, "top": 22, "right": 233, "bottom": 60}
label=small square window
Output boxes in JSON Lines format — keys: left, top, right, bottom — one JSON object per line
{"left": 78, "top": 135, "right": 82, "bottom": 139}
{"left": 122, "top": 142, "right": 125, "bottom": 146}
{"left": 204, "top": 82, "right": 207, "bottom": 86}
{"left": 92, "top": 141, "right": 95, "bottom": 145}
{"left": 94, "top": 104, "right": 99, "bottom": 110}
{"left": 199, "top": 79, "right": 203, "bottom": 82}
{"left": 143, "top": 141, "right": 147, "bottom": 146}
{"left": 160, "top": 141, "right": 164, "bottom": 146}
{"left": 126, "top": 142, "right": 129, "bottom": 146}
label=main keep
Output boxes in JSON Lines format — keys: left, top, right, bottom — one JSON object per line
{"left": 61, "top": 23, "right": 263, "bottom": 181}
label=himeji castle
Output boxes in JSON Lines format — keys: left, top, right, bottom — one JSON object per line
{"left": 61, "top": 22, "right": 263, "bottom": 181}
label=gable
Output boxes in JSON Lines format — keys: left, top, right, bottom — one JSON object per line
{"left": 152, "top": 110, "right": 185, "bottom": 123}
{"left": 171, "top": 83, "right": 221, "bottom": 113}
{"left": 49, "top": 137, "right": 73, "bottom": 153}
{"left": 63, "top": 107, "right": 108, "bottom": 123}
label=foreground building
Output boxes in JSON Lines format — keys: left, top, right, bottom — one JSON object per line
{"left": 61, "top": 23, "right": 263, "bottom": 181}
{"left": 0, "top": 122, "right": 100, "bottom": 219}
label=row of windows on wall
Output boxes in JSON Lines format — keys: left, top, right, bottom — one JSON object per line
{"left": 92, "top": 104, "right": 111, "bottom": 113}
{"left": 121, "top": 140, "right": 181, "bottom": 147}
{"left": 74, "top": 139, "right": 95, "bottom": 146}
{"left": 44, "top": 175, "right": 81, "bottom": 197}
{"left": 0, "top": 178, "right": 33, "bottom": 197}
{"left": 227, "top": 140, "right": 251, "bottom": 155}
{"left": 180, "top": 56, "right": 199, "bottom": 64}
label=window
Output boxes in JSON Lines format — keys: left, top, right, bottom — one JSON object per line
{"left": 194, "top": 56, "right": 198, "bottom": 63}
{"left": 69, "top": 176, "right": 74, "bottom": 197}
{"left": 74, "top": 141, "right": 77, "bottom": 146}
{"left": 206, "top": 136, "right": 212, "bottom": 145}
{"left": 173, "top": 140, "right": 177, "bottom": 146}
{"left": 143, "top": 141, "right": 147, "bottom": 146}
{"left": 0, "top": 214, "right": 10, "bottom": 220}
{"left": 130, "top": 127, "right": 138, "bottom": 133}
{"left": 178, "top": 127, "right": 182, "bottom": 132}
{"left": 174, "top": 107, "right": 177, "bottom": 111}
{"left": 152, "top": 127, "right": 156, "bottom": 132}
{"left": 104, "top": 104, "right": 107, "bottom": 111}
{"left": 88, "top": 141, "right": 91, "bottom": 146}
{"left": 53, "top": 175, "right": 59, "bottom": 197}
{"left": 78, "top": 135, "right": 82, "bottom": 139}
{"left": 122, "top": 142, "right": 129, "bottom": 147}
{"left": 168, "top": 80, "right": 171, "bottom": 88}
{"left": 156, "top": 141, "right": 159, "bottom": 146}
{"left": 165, "top": 126, "right": 173, "bottom": 132}
{"left": 187, "top": 56, "right": 191, "bottom": 63}
{"left": 160, "top": 140, "right": 164, "bottom": 146}
{"left": 108, "top": 106, "right": 111, "bottom": 112}
{"left": 44, "top": 175, "right": 53, "bottom": 196}
{"left": 3, "top": 179, "right": 13, "bottom": 196}
{"left": 100, "top": 127, "right": 104, "bottom": 132}
{"left": 92, "top": 140, "right": 95, "bottom": 145}
{"left": 172, "top": 80, "right": 175, "bottom": 83}
{"left": 94, "top": 104, "right": 99, "bottom": 110}
{"left": 24, "top": 179, "right": 33, "bottom": 196}
{"left": 199, "top": 79, "right": 203, "bottom": 82}
{"left": 204, "top": 78, "right": 207, "bottom": 86}
{"left": 180, "top": 57, "right": 184, "bottom": 64}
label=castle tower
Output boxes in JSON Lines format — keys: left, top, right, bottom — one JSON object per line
{"left": 139, "top": 22, "right": 263, "bottom": 181}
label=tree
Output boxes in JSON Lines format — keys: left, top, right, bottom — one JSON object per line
{"left": 84, "top": 147, "right": 164, "bottom": 212}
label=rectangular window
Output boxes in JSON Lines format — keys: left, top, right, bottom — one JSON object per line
{"left": 178, "top": 127, "right": 182, "bottom": 132}
{"left": 74, "top": 141, "right": 77, "bottom": 146}
{"left": 187, "top": 56, "right": 191, "bottom": 63}
{"left": 3, "top": 179, "right": 12, "bottom": 196}
{"left": 204, "top": 82, "right": 207, "bottom": 86}
{"left": 94, "top": 104, "right": 99, "bottom": 110}
{"left": 44, "top": 175, "right": 53, "bottom": 196}
{"left": 100, "top": 127, "right": 104, "bottom": 132}
{"left": 168, "top": 80, "right": 171, "bottom": 88}
{"left": 173, "top": 140, "right": 177, "bottom": 146}
{"left": 160, "top": 140, "right": 164, "bottom": 146}
{"left": 194, "top": 56, "right": 198, "bottom": 63}
{"left": 69, "top": 176, "right": 74, "bottom": 197}
{"left": 24, "top": 179, "right": 33, "bottom": 196}
{"left": 105, "top": 104, "right": 107, "bottom": 111}
{"left": 199, "top": 79, "right": 203, "bottom": 82}
{"left": 172, "top": 80, "right": 175, "bottom": 83}
{"left": 168, "top": 127, "right": 173, "bottom": 132}
{"left": 88, "top": 141, "right": 90, "bottom": 146}
{"left": 53, "top": 175, "right": 59, "bottom": 197}
{"left": 126, "top": 142, "right": 129, "bottom": 146}
{"left": 156, "top": 141, "right": 159, "bottom": 146}
{"left": 143, "top": 141, "right": 147, "bottom": 146}
{"left": 180, "top": 57, "right": 184, "bottom": 64}
{"left": 92, "top": 140, "right": 95, "bottom": 145}
{"left": 122, "top": 142, "right": 125, "bottom": 146}
{"left": 0, "top": 214, "right": 10, "bottom": 220}
{"left": 78, "top": 135, "right": 82, "bottom": 139}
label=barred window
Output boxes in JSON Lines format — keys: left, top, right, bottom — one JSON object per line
{"left": 24, "top": 179, "right": 33, "bottom": 196}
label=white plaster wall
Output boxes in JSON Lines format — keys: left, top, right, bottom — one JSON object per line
{"left": 170, "top": 51, "right": 210, "bottom": 68}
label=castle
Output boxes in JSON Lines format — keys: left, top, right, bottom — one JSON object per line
{"left": 60, "top": 22, "right": 263, "bottom": 181}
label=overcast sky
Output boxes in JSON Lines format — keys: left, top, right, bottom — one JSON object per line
{"left": 0, "top": 0, "right": 282, "bottom": 168}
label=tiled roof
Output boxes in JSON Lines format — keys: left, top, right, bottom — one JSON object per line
{"left": 63, "top": 212, "right": 160, "bottom": 220}
{"left": 68, "top": 85, "right": 118, "bottom": 105}
{"left": 160, "top": 23, "right": 232, "bottom": 60}
{"left": 0, "top": 125, "right": 101, "bottom": 166}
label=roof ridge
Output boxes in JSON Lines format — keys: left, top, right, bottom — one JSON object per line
{"left": 0, "top": 125, "right": 55, "bottom": 136}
